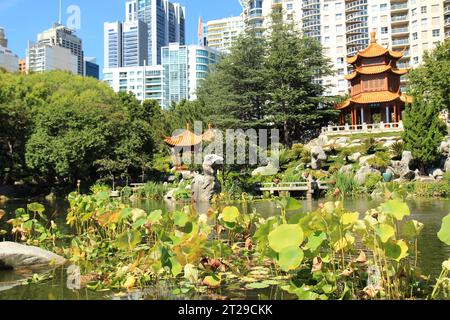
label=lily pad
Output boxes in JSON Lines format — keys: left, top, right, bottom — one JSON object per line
{"left": 437, "top": 213, "right": 450, "bottom": 245}
{"left": 341, "top": 212, "right": 359, "bottom": 225}
{"left": 381, "top": 200, "right": 410, "bottom": 221}
{"left": 268, "top": 224, "right": 304, "bottom": 253}
{"left": 221, "top": 206, "right": 240, "bottom": 223}
{"left": 245, "top": 282, "right": 270, "bottom": 290}
{"left": 278, "top": 246, "right": 304, "bottom": 272}
{"left": 374, "top": 223, "right": 395, "bottom": 243}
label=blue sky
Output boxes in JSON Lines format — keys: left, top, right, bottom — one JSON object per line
{"left": 0, "top": 0, "right": 242, "bottom": 70}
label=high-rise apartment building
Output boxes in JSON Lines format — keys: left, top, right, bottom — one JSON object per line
{"left": 26, "top": 42, "right": 78, "bottom": 74}
{"left": 240, "top": 0, "right": 448, "bottom": 96}
{"left": 103, "top": 65, "right": 164, "bottom": 105}
{"left": 104, "top": 22, "right": 123, "bottom": 69}
{"left": 161, "top": 43, "right": 219, "bottom": 109}
{"left": 122, "top": 20, "right": 149, "bottom": 67}
{"left": 37, "top": 23, "right": 84, "bottom": 75}
{"left": 0, "top": 27, "right": 19, "bottom": 73}
{"left": 133, "top": 0, "right": 186, "bottom": 65}
{"left": 205, "top": 16, "right": 245, "bottom": 53}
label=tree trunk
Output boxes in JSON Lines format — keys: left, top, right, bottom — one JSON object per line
{"left": 284, "top": 120, "right": 291, "bottom": 148}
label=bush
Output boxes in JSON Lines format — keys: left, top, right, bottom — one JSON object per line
{"left": 367, "top": 152, "right": 391, "bottom": 170}
{"left": 390, "top": 141, "right": 405, "bottom": 160}
{"left": 364, "top": 173, "right": 382, "bottom": 193}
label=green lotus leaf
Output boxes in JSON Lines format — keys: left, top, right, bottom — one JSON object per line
{"left": 375, "top": 224, "right": 395, "bottom": 243}
{"left": 170, "top": 257, "right": 182, "bottom": 277}
{"left": 148, "top": 210, "right": 163, "bottom": 224}
{"left": 401, "top": 220, "right": 424, "bottom": 239}
{"left": 279, "top": 197, "right": 302, "bottom": 211}
{"left": 131, "top": 208, "right": 147, "bottom": 223}
{"left": 115, "top": 229, "right": 141, "bottom": 250}
{"left": 173, "top": 211, "right": 189, "bottom": 227}
{"left": 221, "top": 206, "right": 240, "bottom": 223}
{"left": 438, "top": 213, "right": 450, "bottom": 245}
{"left": 268, "top": 224, "right": 304, "bottom": 253}
{"left": 305, "top": 232, "right": 327, "bottom": 252}
{"left": 341, "top": 212, "right": 359, "bottom": 225}
{"left": 246, "top": 282, "right": 271, "bottom": 290}
{"left": 381, "top": 200, "right": 410, "bottom": 221}
{"left": 384, "top": 240, "right": 409, "bottom": 261}
{"left": 278, "top": 246, "right": 304, "bottom": 272}
{"left": 27, "top": 202, "right": 45, "bottom": 214}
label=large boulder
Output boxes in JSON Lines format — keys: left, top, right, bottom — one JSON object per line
{"left": 311, "top": 146, "right": 328, "bottom": 170}
{"left": 191, "top": 154, "right": 224, "bottom": 203}
{"left": 0, "top": 242, "right": 66, "bottom": 270}
{"left": 359, "top": 155, "right": 376, "bottom": 166}
{"left": 439, "top": 138, "right": 450, "bottom": 156}
{"left": 389, "top": 151, "right": 414, "bottom": 180}
{"left": 339, "top": 164, "right": 354, "bottom": 175}
{"left": 354, "top": 166, "right": 381, "bottom": 185}
{"left": 445, "top": 157, "right": 450, "bottom": 173}
{"left": 432, "top": 169, "right": 444, "bottom": 181}
{"left": 349, "top": 152, "right": 362, "bottom": 162}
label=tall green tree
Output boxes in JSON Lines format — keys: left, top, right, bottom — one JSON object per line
{"left": 403, "top": 42, "right": 449, "bottom": 171}
{"left": 197, "top": 29, "right": 268, "bottom": 129}
{"left": 264, "top": 11, "right": 336, "bottom": 146}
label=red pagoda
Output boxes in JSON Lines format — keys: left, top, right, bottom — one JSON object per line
{"left": 337, "top": 32, "right": 413, "bottom": 126}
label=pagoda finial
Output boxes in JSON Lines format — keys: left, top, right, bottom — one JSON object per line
{"left": 186, "top": 123, "right": 190, "bottom": 131}
{"left": 370, "top": 31, "right": 376, "bottom": 44}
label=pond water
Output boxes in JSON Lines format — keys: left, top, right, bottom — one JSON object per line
{"left": 0, "top": 197, "right": 449, "bottom": 300}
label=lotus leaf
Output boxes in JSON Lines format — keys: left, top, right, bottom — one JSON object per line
{"left": 268, "top": 224, "right": 304, "bottom": 253}
{"left": 437, "top": 213, "right": 450, "bottom": 245}
{"left": 221, "top": 206, "right": 240, "bottom": 223}
{"left": 278, "top": 246, "right": 304, "bottom": 272}
{"left": 381, "top": 200, "right": 410, "bottom": 221}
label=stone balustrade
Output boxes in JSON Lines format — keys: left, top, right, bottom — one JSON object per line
{"left": 321, "top": 121, "right": 404, "bottom": 136}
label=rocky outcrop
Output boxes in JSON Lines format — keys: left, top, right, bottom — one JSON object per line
{"left": 355, "top": 166, "right": 381, "bottom": 185}
{"left": 359, "top": 155, "right": 376, "bottom": 166}
{"left": 445, "top": 157, "right": 450, "bottom": 173}
{"left": 388, "top": 151, "right": 415, "bottom": 180}
{"left": 311, "top": 146, "right": 328, "bottom": 170}
{"left": 191, "top": 154, "right": 223, "bottom": 203}
{"left": 339, "top": 165, "right": 354, "bottom": 175}
{"left": 0, "top": 242, "right": 65, "bottom": 270}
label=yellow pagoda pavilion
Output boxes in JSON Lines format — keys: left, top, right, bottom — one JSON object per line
{"left": 338, "top": 32, "right": 413, "bottom": 126}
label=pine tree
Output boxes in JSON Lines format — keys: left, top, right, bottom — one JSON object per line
{"left": 263, "top": 11, "right": 337, "bottom": 146}
{"left": 402, "top": 95, "right": 446, "bottom": 172}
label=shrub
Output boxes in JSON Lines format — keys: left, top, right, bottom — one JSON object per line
{"left": 364, "top": 173, "right": 382, "bottom": 193}
{"left": 367, "top": 152, "right": 391, "bottom": 170}
{"left": 390, "top": 141, "right": 405, "bottom": 160}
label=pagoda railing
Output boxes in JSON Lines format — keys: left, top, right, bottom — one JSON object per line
{"left": 321, "top": 121, "right": 404, "bottom": 135}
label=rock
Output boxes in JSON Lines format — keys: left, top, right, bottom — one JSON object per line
{"left": 354, "top": 166, "right": 381, "bottom": 185}
{"left": 359, "top": 155, "right": 376, "bottom": 166}
{"left": 347, "top": 143, "right": 363, "bottom": 148}
{"left": 164, "top": 188, "right": 176, "bottom": 200}
{"left": 445, "top": 157, "right": 450, "bottom": 173}
{"left": 417, "top": 176, "right": 436, "bottom": 183}
{"left": 389, "top": 151, "right": 414, "bottom": 180}
{"left": 317, "top": 135, "right": 329, "bottom": 146}
{"left": 383, "top": 140, "right": 396, "bottom": 148}
{"left": 252, "top": 162, "right": 279, "bottom": 177}
{"left": 336, "top": 137, "right": 349, "bottom": 145}
{"left": 352, "top": 139, "right": 362, "bottom": 144}
{"left": 349, "top": 152, "right": 362, "bottom": 162}
{"left": 0, "top": 242, "right": 65, "bottom": 270}
{"left": 181, "top": 171, "right": 195, "bottom": 180}
{"left": 191, "top": 154, "right": 223, "bottom": 203}
{"left": 339, "top": 165, "right": 354, "bottom": 175}
{"left": 311, "top": 146, "right": 328, "bottom": 170}
{"left": 432, "top": 169, "right": 444, "bottom": 180}
{"left": 403, "top": 170, "right": 416, "bottom": 181}
{"left": 439, "top": 138, "right": 450, "bottom": 155}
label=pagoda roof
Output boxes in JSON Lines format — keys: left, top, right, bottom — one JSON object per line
{"left": 345, "top": 65, "right": 409, "bottom": 80}
{"left": 164, "top": 124, "right": 216, "bottom": 147}
{"left": 337, "top": 91, "right": 413, "bottom": 110}
{"left": 347, "top": 32, "right": 404, "bottom": 64}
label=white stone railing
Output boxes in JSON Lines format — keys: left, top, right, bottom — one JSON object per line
{"left": 321, "top": 121, "right": 404, "bottom": 136}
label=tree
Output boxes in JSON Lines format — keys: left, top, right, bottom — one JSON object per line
{"left": 408, "top": 41, "right": 450, "bottom": 114}
{"left": 197, "top": 29, "right": 268, "bottom": 129}
{"left": 264, "top": 11, "right": 337, "bottom": 146}
{"left": 402, "top": 95, "right": 447, "bottom": 172}
{"left": 402, "top": 42, "right": 450, "bottom": 172}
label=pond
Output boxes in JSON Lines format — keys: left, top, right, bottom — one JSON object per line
{"left": 0, "top": 197, "right": 449, "bottom": 300}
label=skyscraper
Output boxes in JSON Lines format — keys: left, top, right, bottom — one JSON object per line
{"left": 0, "top": 27, "right": 19, "bottom": 73}
{"left": 104, "top": 22, "right": 122, "bottom": 69}
{"left": 0, "top": 27, "right": 8, "bottom": 47}
{"left": 37, "top": 23, "right": 84, "bottom": 75}
{"left": 26, "top": 42, "right": 78, "bottom": 74}
{"left": 205, "top": 16, "right": 245, "bottom": 53}
{"left": 161, "top": 43, "right": 219, "bottom": 108}
{"left": 122, "top": 19, "right": 148, "bottom": 67}
{"left": 135, "top": 0, "right": 186, "bottom": 65}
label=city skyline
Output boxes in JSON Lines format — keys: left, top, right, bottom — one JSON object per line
{"left": 0, "top": 0, "right": 242, "bottom": 74}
